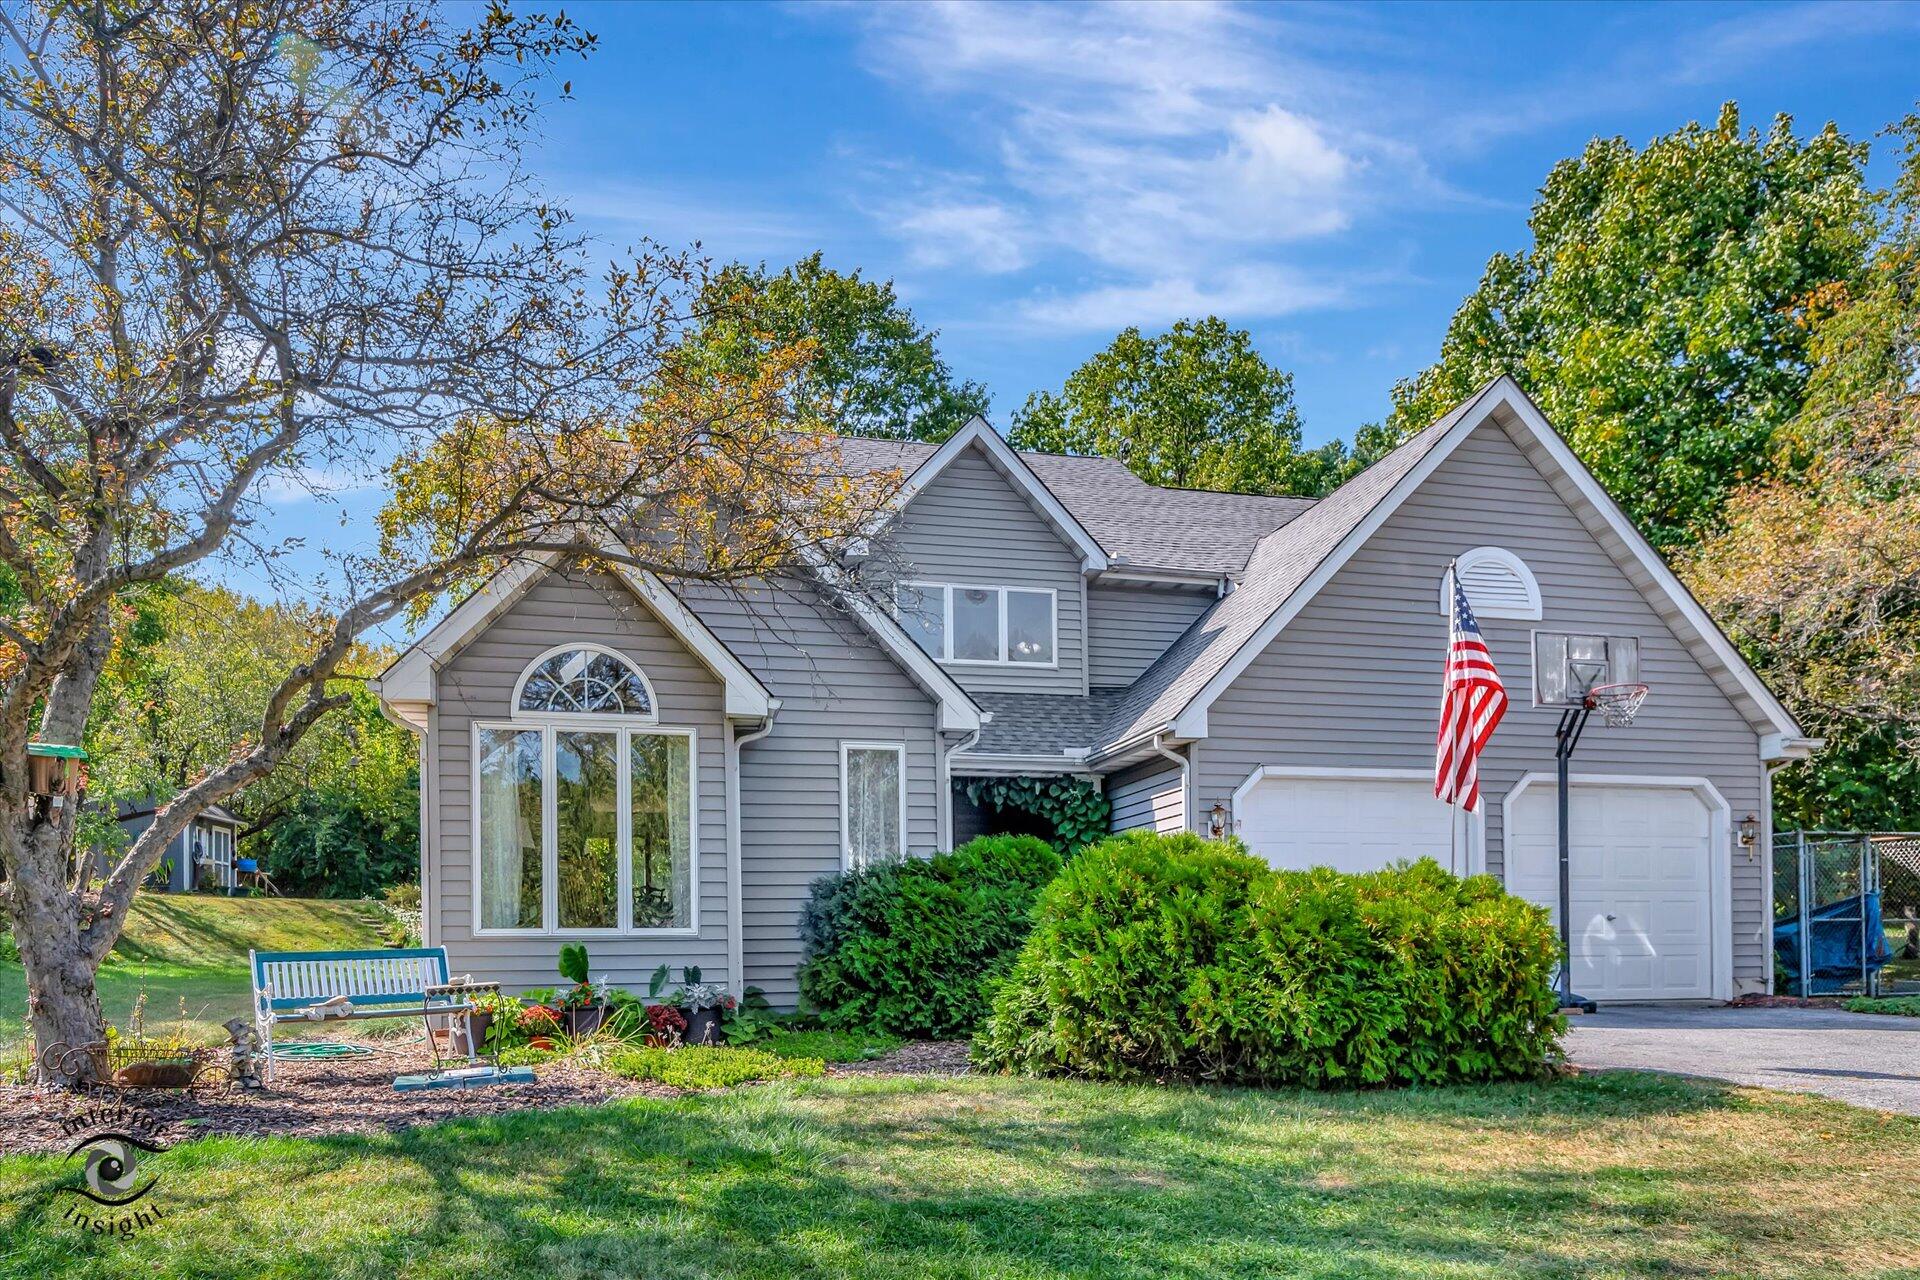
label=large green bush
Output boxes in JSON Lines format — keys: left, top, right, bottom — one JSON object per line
{"left": 976, "top": 832, "right": 1563, "bottom": 1087}
{"left": 798, "top": 834, "right": 1062, "bottom": 1037}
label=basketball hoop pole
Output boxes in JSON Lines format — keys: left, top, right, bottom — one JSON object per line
{"left": 1554, "top": 706, "right": 1599, "bottom": 1014}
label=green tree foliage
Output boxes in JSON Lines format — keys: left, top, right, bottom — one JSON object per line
{"left": 86, "top": 585, "right": 419, "bottom": 895}
{"left": 975, "top": 833, "right": 1563, "bottom": 1087}
{"left": 1388, "top": 104, "right": 1874, "bottom": 549}
{"left": 1686, "top": 116, "right": 1920, "bottom": 828}
{"left": 682, "top": 252, "right": 990, "bottom": 441}
{"left": 1011, "top": 317, "right": 1351, "bottom": 496}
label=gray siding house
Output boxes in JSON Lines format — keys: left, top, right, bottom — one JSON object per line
{"left": 377, "top": 378, "right": 1814, "bottom": 1005}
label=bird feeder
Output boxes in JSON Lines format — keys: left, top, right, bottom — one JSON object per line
{"left": 27, "top": 742, "right": 88, "bottom": 800}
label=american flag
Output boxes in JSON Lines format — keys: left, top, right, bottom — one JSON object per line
{"left": 1436, "top": 570, "right": 1508, "bottom": 812}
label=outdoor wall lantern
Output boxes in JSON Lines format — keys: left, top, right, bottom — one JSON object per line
{"left": 1738, "top": 814, "right": 1759, "bottom": 850}
{"left": 1208, "top": 800, "right": 1230, "bottom": 838}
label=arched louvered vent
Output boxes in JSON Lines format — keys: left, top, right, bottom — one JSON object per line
{"left": 1439, "top": 547, "right": 1542, "bottom": 620}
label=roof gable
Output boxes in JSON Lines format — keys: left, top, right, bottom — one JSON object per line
{"left": 887, "top": 419, "right": 1109, "bottom": 572}
{"left": 1095, "top": 377, "right": 1806, "bottom": 757}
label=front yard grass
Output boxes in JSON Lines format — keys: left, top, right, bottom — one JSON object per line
{"left": 4, "top": 1070, "right": 1916, "bottom": 1279}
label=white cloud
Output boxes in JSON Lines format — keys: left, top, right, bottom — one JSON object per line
{"left": 1018, "top": 265, "right": 1347, "bottom": 332}
{"left": 832, "top": 1, "right": 1423, "bottom": 330}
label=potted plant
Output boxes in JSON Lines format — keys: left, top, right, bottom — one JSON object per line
{"left": 555, "top": 943, "right": 609, "bottom": 1036}
{"left": 650, "top": 964, "right": 733, "bottom": 1045}
{"left": 467, "top": 989, "right": 521, "bottom": 1056}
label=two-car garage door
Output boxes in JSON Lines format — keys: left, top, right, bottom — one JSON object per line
{"left": 1235, "top": 771, "right": 1721, "bottom": 1002}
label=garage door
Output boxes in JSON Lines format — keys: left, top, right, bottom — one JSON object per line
{"left": 1505, "top": 783, "right": 1717, "bottom": 1002}
{"left": 1236, "top": 773, "right": 1463, "bottom": 875}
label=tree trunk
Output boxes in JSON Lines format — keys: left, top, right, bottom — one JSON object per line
{"left": 6, "top": 809, "right": 106, "bottom": 1086}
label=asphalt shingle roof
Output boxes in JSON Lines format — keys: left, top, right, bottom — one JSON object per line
{"left": 970, "top": 691, "right": 1121, "bottom": 757}
{"left": 828, "top": 436, "right": 1313, "bottom": 578}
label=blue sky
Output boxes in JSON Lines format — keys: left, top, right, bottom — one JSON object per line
{"left": 228, "top": 0, "right": 1920, "bottom": 632}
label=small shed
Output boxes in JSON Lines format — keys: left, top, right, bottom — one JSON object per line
{"left": 114, "top": 799, "right": 244, "bottom": 893}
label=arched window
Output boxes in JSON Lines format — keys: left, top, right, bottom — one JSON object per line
{"left": 513, "top": 645, "right": 656, "bottom": 718}
{"left": 1441, "top": 547, "right": 1542, "bottom": 621}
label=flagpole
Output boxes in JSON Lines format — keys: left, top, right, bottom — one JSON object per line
{"left": 1445, "top": 559, "right": 1459, "bottom": 876}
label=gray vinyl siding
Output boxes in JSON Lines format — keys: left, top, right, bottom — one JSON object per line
{"left": 429, "top": 569, "right": 731, "bottom": 992}
{"left": 680, "top": 579, "right": 942, "bottom": 1006}
{"left": 1192, "top": 420, "right": 1771, "bottom": 993}
{"left": 1088, "top": 584, "right": 1214, "bottom": 688}
{"left": 1107, "top": 762, "right": 1186, "bottom": 833}
{"left": 890, "top": 444, "right": 1088, "bottom": 695}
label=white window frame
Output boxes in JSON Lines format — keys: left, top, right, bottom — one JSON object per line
{"left": 510, "top": 642, "right": 661, "bottom": 723}
{"left": 1439, "top": 546, "right": 1542, "bottom": 621}
{"left": 897, "top": 581, "right": 1059, "bottom": 668}
{"left": 840, "top": 741, "right": 908, "bottom": 870}
{"left": 471, "top": 717, "right": 699, "bottom": 938}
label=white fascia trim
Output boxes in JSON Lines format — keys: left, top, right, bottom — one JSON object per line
{"left": 604, "top": 563, "right": 772, "bottom": 719}
{"left": 1760, "top": 733, "right": 1823, "bottom": 762}
{"left": 1501, "top": 771, "right": 1733, "bottom": 1003}
{"left": 893, "top": 418, "right": 1110, "bottom": 573}
{"left": 800, "top": 549, "right": 984, "bottom": 734}
{"left": 1228, "top": 765, "right": 1487, "bottom": 876}
{"left": 375, "top": 548, "right": 774, "bottom": 721}
{"left": 1169, "top": 377, "right": 1802, "bottom": 743}
{"left": 1097, "top": 567, "right": 1231, "bottom": 592}
{"left": 950, "top": 751, "right": 1100, "bottom": 777}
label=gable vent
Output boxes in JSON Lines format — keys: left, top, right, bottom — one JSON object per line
{"left": 1440, "top": 547, "right": 1542, "bottom": 621}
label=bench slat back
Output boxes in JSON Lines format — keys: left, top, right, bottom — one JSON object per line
{"left": 252, "top": 947, "right": 452, "bottom": 1011}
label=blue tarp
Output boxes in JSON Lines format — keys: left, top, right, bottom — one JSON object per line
{"left": 1774, "top": 892, "right": 1890, "bottom": 994}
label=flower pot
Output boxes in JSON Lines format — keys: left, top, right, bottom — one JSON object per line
{"left": 465, "top": 1010, "right": 494, "bottom": 1056}
{"left": 564, "top": 1004, "right": 607, "bottom": 1037}
{"left": 682, "top": 1007, "right": 723, "bottom": 1046}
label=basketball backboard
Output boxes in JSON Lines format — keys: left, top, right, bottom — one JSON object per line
{"left": 1533, "top": 632, "right": 1639, "bottom": 707}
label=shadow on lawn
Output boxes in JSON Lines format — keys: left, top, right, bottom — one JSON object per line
{"left": 0, "top": 1074, "right": 1797, "bottom": 1280}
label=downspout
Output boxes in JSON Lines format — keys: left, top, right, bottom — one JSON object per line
{"left": 939, "top": 725, "right": 984, "bottom": 851}
{"left": 1761, "top": 756, "right": 1792, "bottom": 996}
{"left": 1150, "top": 733, "right": 1191, "bottom": 835}
{"left": 727, "top": 710, "right": 779, "bottom": 998}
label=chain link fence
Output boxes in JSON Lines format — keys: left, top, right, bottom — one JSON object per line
{"left": 1773, "top": 832, "right": 1920, "bottom": 996}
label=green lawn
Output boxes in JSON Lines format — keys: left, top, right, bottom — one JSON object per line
{"left": 2, "top": 895, "right": 389, "bottom": 1049}
{"left": 4, "top": 1071, "right": 1917, "bottom": 1279}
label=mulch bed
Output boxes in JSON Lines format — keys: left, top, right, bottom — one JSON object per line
{"left": 0, "top": 1044, "right": 673, "bottom": 1155}
{"left": 1728, "top": 993, "right": 1848, "bottom": 1009}
{"left": 4, "top": 1037, "right": 978, "bottom": 1154}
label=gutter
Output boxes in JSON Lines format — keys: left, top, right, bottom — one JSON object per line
{"left": 726, "top": 706, "right": 780, "bottom": 998}
{"left": 1149, "top": 732, "right": 1192, "bottom": 836}
{"left": 938, "top": 724, "right": 984, "bottom": 850}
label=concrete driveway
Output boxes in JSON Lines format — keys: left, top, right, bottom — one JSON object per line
{"left": 1566, "top": 1004, "right": 1920, "bottom": 1114}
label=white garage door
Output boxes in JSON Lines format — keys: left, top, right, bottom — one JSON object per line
{"left": 1505, "top": 783, "right": 1717, "bottom": 1002}
{"left": 1236, "top": 773, "right": 1463, "bottom": 875}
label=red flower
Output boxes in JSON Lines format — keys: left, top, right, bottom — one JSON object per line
{"left": 518, "top": 1004, "right": 560, "bottom": 1029}
{"left": 644, "top": 1003, "right": 687, "bottom": 1035}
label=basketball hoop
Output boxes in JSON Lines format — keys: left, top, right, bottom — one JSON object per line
{"left": 1583, "top": 682, "right": 1650, "bottom": 727}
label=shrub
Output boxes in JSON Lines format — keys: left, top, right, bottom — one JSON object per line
{"left": 798, "top": 834, "right": 1062, "bottom": 1037}
{"left": 609, "top": 1045, "right": 825, "bottom": 1089}
{"left": 975, "top": 832, "right": 1563, "bottom": 1088}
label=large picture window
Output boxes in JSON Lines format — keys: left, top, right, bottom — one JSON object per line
{"left": 842, "top": 742, "right": 906, "bottom": 869}
{"left": 476, "top": 647, "right": 695, "bottom": 935}
{"left": 896, "top": 582, "right": 1056, "bottom": 666}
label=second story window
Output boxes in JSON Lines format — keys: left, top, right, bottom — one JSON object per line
{"left": 897, "top": 582, "right": 1056, "bottom": 666}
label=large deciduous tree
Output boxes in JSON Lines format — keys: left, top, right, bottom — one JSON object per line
{"left": 1686, "top": 117, "right": 1920, "bottom": 829}
{"left": 1010, "top": 316, "right": 1349, "bottom": 496}
{"left": 680, "top": 252, "right": 991, "bottom": 442}
{"left": 0, "top": 0, "right": 888, "bottom": 1082}
{"left": 1388, "top": 103, "right": 1873, "bottom": 549}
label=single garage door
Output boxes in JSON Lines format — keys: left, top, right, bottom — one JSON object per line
{"left": 1504, "top": 783, "right": 1717, "bottom": 1002}
{"left": 1236, "top": 773, "right": 1462, "bottom": 875}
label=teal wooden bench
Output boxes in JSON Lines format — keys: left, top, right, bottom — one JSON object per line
{"left": 250, "top": 947, "right": 474, "bottom": 1082}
